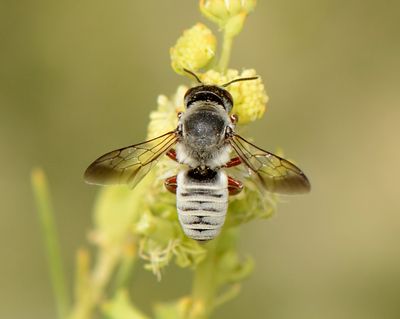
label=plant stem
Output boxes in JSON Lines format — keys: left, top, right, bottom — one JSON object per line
{"left": 68, "top": 248, "right": 120, "bottom": 319}
{"left": 69, "top": 172, "right": 154, "bottom": 318}
{"left": 218, "top": 30, "right": 234, "bottom": 73}
{"left": 31, "top": 168, "right": 70, "bottom": 319}
{"left": 75, "top": 249, "right": 90, "bottom": 303}
{"left": 191, "top": 239, "right": 219, "bottom": 319}
{"left": 112, "top": 245, "right": 137, "bottom": 292}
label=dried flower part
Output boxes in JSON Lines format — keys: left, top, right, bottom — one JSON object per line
{"left": 200, "top": 0, "right": 256, "bottom": 36}
{"left": 170, "top": 23, "right": 216, "bottom": 74}
{"left": 201, "top": 69, "right": 268, "bottom": 124}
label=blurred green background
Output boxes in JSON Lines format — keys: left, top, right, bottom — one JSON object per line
{"left": 1, "top": 0, "right": 400, "bottom": 318}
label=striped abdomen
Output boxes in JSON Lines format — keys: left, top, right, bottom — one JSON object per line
{"left": 176, "top": 169, "right": 228, "bottom": 241}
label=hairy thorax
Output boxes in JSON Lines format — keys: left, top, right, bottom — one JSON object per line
{"left": 176, "top": 102, "right": 232, "bottom": 169}
{"left": 176, "top": 142, "right": 231, "bottom": 169}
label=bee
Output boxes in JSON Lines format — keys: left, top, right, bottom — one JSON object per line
{"left": 84, "top": 70, "right": 311, "bottom": 241}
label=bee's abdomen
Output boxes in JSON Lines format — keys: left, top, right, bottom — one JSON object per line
{"left": 176, "top": 169, "right": 228, "bottom": 241}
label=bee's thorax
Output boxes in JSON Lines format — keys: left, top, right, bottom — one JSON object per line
{"left": 177, "top": 102, "right": 232, "bottom": 168}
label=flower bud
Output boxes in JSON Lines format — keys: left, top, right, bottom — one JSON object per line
{"left": 224, "top": 12, "right": 247, "bottom": 37}
{"left": 199, "top": 0, "right": 256, "bottom": 30}
{"left": 170, "top": 23, "right": 216, "bottom": 74}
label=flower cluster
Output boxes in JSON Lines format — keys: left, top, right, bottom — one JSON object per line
{"left": 200, "top": 69, "right": 268, "bottom": 124}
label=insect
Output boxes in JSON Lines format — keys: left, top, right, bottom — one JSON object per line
{"left": 84, "top": 69, "right": 311, "bottom": 241}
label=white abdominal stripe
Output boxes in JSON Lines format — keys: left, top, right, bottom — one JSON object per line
{"left": 176, "top": 170, "right": 228, "bottom": 241}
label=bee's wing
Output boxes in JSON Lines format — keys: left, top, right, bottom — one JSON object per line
{"left": 229, "top": 134, "right": 311, "bottom": 194}
{"left": 84, "top": 131, "right": 178, "bottom": 188}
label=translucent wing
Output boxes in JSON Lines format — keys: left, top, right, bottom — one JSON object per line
{"left": 84, "top": 131, "right": 178, "bottom": 188}
{"left": 229, "top": 134, "right": 311, "bottom": 194}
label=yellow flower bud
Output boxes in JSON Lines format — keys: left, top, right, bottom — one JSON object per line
{"left": 200, "top": 69, "right": 268, "bottom": 124}
{"left": 170, "top": 23, "right": 216, "bottom": 74}
{"left": 199, "top": 0, "right": 256, "bottom": 28}
{"left": 224, "top": 12, "right": 247, "bottom": 37}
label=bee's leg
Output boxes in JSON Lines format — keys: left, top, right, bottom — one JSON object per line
{"left": 164, "top": 175, "right": 177, "bottom": 194}
{"left": 228, "top": 176, "right": 243, "bottom": 196}
{"left": 224, "top": 157, "right": 242, "bottom": 168}
{"left": 166, "top": 149, "right": 178, "bottom": 162}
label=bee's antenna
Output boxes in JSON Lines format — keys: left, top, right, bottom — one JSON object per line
{"left": 222, "top": 76, "right": 259, "bottom": 87}
{"left": 183, "top": 68, "right": 203, "bottom": 84}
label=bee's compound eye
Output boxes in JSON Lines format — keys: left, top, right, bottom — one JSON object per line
{"left": 177, "top": 111, "right": 183, "bottom": 119}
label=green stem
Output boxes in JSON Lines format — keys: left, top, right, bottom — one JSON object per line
{"left": 68, "top": 173, "right": 153, "bottom": 318}
{"left": 214, "top": 284, "right": 241, "bottom": 308}
{"left": 31, "top": 168, "right": 70, "bottom": 319}
{"left": 68, "top": 248, "right": 120, "bottom": 319}
{"left": 218, "top": 30, "right": 234, "bottom": 73}
{"left": 112, "top": 247, "right": 137, "bottom": 292}
{"left": 191, "top": 240, "right": 219, "bottom": 319}
{"left": 74, "top": 249, "right": 90, "bottom": 304}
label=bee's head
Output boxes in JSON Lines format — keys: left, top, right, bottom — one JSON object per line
{"left": 182, "top": 69, "right": 259, "bottom": 114}
{"left": 184, "top": 85, "right": 233, "bottom": 113}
